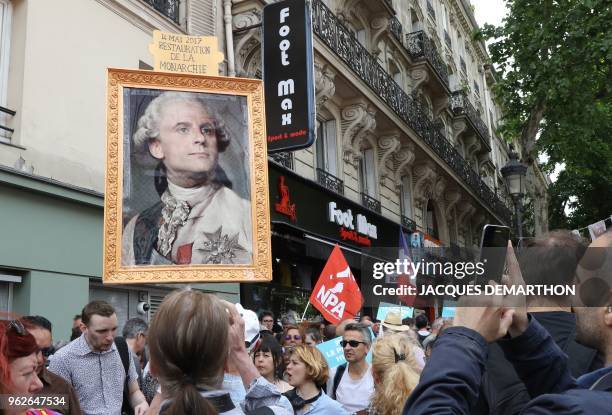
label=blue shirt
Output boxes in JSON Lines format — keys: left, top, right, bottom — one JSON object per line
{"left": 297, "top": 392, "right": 348, "bottom": 415}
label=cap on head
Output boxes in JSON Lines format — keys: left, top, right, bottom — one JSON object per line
{"left": 235, "top": 303, "right": 260, "bottom": 353}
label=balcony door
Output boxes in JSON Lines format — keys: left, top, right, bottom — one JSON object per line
{"left": 316, "top": 119, "right": 338, "bottom": 176}
{"left": 401, "top": 175, "right": 413, "bottom": 219}
{"left": 359, "top": 148, "right": 376, "bottom": 198}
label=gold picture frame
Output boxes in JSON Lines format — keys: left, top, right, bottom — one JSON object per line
{"left": 104, "top": 68, "right": 271, "bottom": 283}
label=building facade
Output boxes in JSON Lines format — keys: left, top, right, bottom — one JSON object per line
{"left": 231, "top": 0, "right": 550, "bottom": 318}
{"left": 0, "top": 0, "right": 548, "bottom": 331}
{"left": 0, "top": 0, "right": 237, "bottom": 340}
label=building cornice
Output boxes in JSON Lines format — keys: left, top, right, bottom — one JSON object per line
{"left": 0, "top": 165, "right": 103, "bottom": 207}
{"left": 450, "top": 0, "right": 489, "bottom": 63}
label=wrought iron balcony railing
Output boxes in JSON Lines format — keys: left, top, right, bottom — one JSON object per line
{"left": 401, "top": 215, "right": 417, "bottom": 231}
{"left": 0, "top": 105, "right": 16, "bottom": 140}
{"left": 388, "top": 16, "right": 402, "bottom": 44}
{"left": 269, "top": 152, "right": 294, "bottom": 170}
{"left": 405, "top": 31, "right": 449, "bottom": 88}
{"left": 444, "top": 30, "right": 452, "bottom": 48}
{"left": 361, "top": 192, "right": 381, "bottom": 213}
{"left": 427, "top": 0, "right": 436, "bottom": 20}
{"left": 311, "top": 0, "right": 511, "bottom": 224}
{"left": 450, "top": 91, "right": 490, "bottom": 147}
{"left": 316, "top": 168, "right": 344, "bottom": 195}
{"left": 141, "top": 0, "right": 180, "bottom": 24}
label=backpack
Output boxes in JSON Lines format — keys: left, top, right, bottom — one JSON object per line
{"left": 331, "top": 363, "right": 347, "bottom": 399}
{"left": 115, "top": 336, "right": 134, "bottom": 415}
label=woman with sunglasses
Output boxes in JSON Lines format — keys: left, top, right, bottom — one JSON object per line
{"left": 253, "top": 335, "right": 293, "bottom": 393}
{"left": 0, "top": 319, "right": 61, "bottom": 415}
{"left": 284, "top": 345, "right": 347, "bottom": 414}
{"left": 282, "top": 325, "right": 303, "bottom": 348}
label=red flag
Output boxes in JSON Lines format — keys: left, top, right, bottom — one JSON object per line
{"left": 309, "top": 245, "right": 362, "bottom": 324}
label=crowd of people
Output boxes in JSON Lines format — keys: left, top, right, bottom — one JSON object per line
{"left": 1, "top": 229, "right": 611, "bottom": 414}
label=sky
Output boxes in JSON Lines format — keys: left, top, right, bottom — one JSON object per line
{"left": 469, "top": 0, "right": 508, "bottom": 27}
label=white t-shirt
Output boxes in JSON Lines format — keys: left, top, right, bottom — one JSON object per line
{"left": 333, "top": 364, "right": 374, "bottom": 413}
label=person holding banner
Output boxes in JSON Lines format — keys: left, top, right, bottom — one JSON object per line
{"left": 284, "top": 345, "right": 347, "bottom": 414}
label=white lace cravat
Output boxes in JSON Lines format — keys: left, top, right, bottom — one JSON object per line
{"left": 157, "top": 191, "right": 191, "bottom": 257}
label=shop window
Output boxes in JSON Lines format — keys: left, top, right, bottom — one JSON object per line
{"left": 0, "top": 0, "right": 12, "bottom": 143}
{"left": 426, "top": 199, "right": 439, "bottom": 240}
{"left": 401, "top": 175, "right": 413, "bottom": 219}
{"left": 316, "top": 119, "right": 338, "bottom": 176}
{"left": 359, "top": 147, "right": 376, "bottom": 198}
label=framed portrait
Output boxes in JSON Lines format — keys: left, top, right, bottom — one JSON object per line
{"left": 104, "top": 68, "right": 271, "bottom": 283}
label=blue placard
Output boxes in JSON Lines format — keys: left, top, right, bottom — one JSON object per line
{"left": 376, "top": 302, "right": 414, "bottom": 322}
{"left": 442, "top": 307, "right": 456, "bottom": 318}
{"left": 316, "top": 337, "right": 345, "bottom": 369}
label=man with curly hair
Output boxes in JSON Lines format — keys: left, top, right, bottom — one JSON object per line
{"left": 122, "top": 91, "right": 252, "bottom": 266}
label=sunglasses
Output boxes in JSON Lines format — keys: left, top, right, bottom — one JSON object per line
{"left": 41, "top": 347, "right": 55, "bottom": 358}
{"left": 340, "top": 339, "right": 367, "bottom": 348}
{"left": 285, "top": 334, "right": 302, "bottom": 341}
{"left": 6, "top": 319, "right": 26, "bottom": 336}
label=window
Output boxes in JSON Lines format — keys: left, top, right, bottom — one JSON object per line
{"left": 400, "top": 175, "right": 413, "bottom": 219}
{"left": 0, "top": 0, "right": 12, "bottom": 143}
{"left": 356, "top": 28, "right": 366, "bottom": 48}
{"left": 426, "top": 200, "right": 439, "bottom": 239}
{"left": 441, "top": 3, "right": 449, "bottom": 31}
{"left": 389, "top": 61, "right": 402, "bottom": 86}
{"left": 0, "top": 272, "right": 20, "bottom": 312}
{"left": 141, "top": 0, "right": 180, "bottom": 24}
{"left": 410, "top": 9, "right": 422, "bottom": 32}
{"left": 359, "top": 148, "right": 376, "bottom": 197}
{"left": 315, "top": 119, "right": 337, "bottom": 176}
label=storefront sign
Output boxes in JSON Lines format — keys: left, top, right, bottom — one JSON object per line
{"left": 149, "top": 30, "right": 224, "bottom": 75}
{"left": 274, "top": 176, "right": 297, "bottom": 221}
{"left": 263, "top": 0, "right": 315, "bottom": 152}
{"left": 269, "top": 164, "right": 400, "bottom": 249}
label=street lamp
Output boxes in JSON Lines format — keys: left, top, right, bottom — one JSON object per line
{"left": 501, "top": 149, "right": 527, "bottom": 239}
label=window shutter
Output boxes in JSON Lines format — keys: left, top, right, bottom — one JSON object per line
{"left": 187, "top": 0, "right": 216, "bottom": 36}
{"left": 148, "top": 292, "right": 167, "bottom": 319}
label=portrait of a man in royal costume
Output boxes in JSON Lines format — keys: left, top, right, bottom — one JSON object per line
{"left": 121, "top": 91, "right": 252, "bottom": 266}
